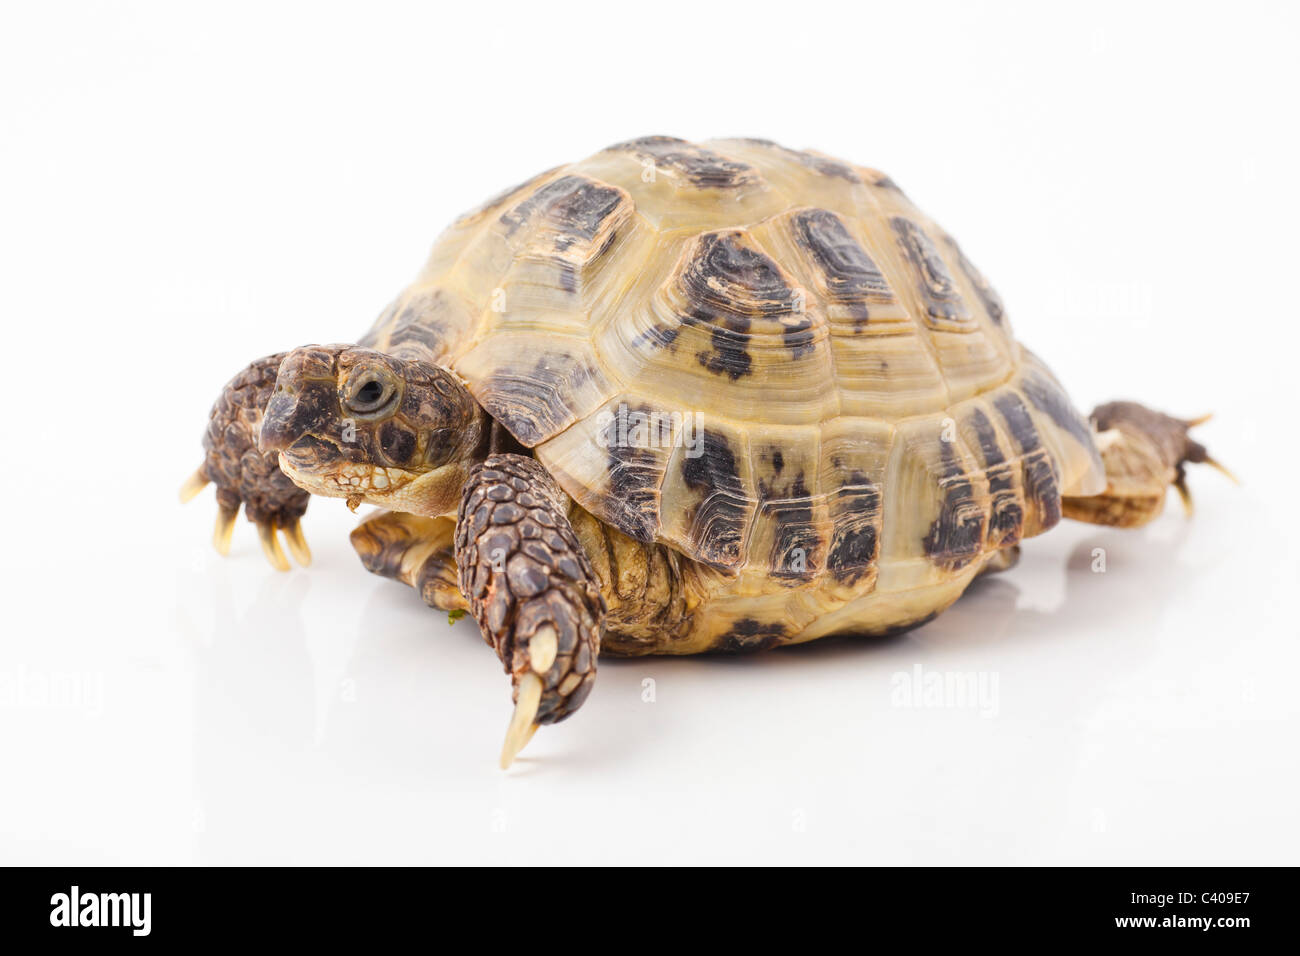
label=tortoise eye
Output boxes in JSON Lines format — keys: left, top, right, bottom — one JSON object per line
{"left": 356, "top": 381, "right": 385, "bottom": 406}
{"left": 345, "top": 371, "right": 396, "bottom": 415}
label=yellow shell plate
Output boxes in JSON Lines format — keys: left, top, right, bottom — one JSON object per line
{"left": 359, "top": 137, "right": 1103, "bottom": 586}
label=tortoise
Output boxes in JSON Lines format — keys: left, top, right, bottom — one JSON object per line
{"left": 182, "top": 136, "right": 1229, "bottom": 767}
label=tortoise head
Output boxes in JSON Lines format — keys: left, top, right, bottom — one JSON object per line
{"left": 259, "top": 345, "right": 488, "bottom": 517}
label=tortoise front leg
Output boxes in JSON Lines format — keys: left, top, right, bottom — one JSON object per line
{"left": 181, "top": 352, "right": 312, "bottom": 570}
{"left": 455, "top": 454, "right": 606, "bottom": 768}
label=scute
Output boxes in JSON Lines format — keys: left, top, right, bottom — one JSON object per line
{"left": 363, "top": 137, "right": 1102, "bottom": 580}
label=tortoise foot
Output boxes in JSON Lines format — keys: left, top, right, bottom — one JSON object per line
{"left": 182, "top": 352, "right": 312, "bottom": 571}
{"left": 455, "top": 454, "right": 606, "bottom": 768}
{"left": 1063, "top": 401, "right": 1235, "bottom": 528}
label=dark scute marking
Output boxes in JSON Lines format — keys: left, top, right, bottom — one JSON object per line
{"left": 760, "top": 472, "right": 819, "bottom": 583}
{"left": 782, "top": 316, "right": 815, "bottom": 359}
{"left": 970, "top": 408, "right": 1023, "bottom": 547}
{"left": 944, "top": 235, "right": 1005, "bottom": 324}
{"left": 498, "top": 176, "right": 627, "bottom": 296}
{"left": 378, "top": 422, "right": 416, "bottom": 465}
{"left": 500, "top": 175, "right": 623, "bottom": 240}
{"left": 826, "top": 471, "right": 879, "bottom": 585}
{"left": 993, "top": 392, "right": 1041, "bottom": 454}
{"left": 791, "top": 152, "right": 860, "bottom": 182}
{"left": 391, "top": 320, "right": 443, "bottom": 351}
{"left": 607, "top": 136, "right": 759, "bottom": 189}
{"left": 713, "top": 618, "right": 788, "bottom": 654}
{"left": 993, "top": 392, "right": 1061, "bottom": 532}
{"left": 792, "top": 208, "right": 893, "bottom": 327}
{"left": 679, "top": 232, "right": 805, "bottom": 378}
{"left": 837, "top": 609, "right": 939, "bottom": 642}
{"left": 484, "top": 359, "right": 594, "bottom": 447}
{"left": 968, "top": 407, "right": 1006, "bottom": 466}
{"left": 681, "top": 429, "right": 748, "bottom": 568}
{"left": 733, "top": 138, "right": 862, "bottom": 182}
{"left": 600, "top": 404, "right": 672, "bottom": 542}
{"left": 986, "top": 476, "right": 1024, "bottom": 547}
{"left": 695, "top": 321, "right": 752, "bottom": 379}
{"left": 388, "top": 290, "right": 452, "bottom": 353}
{"left": 1021, "top": 454, "right": 1061, "bottom": 531}
{"left": 922, "top": 440, "right": 986, "bottom": 570}
{"left": 890, "top": 216, "right": 971, "bottom": 323}
{"left": 1021, "top": 371, "right": 1095, "bottom": 451}
{"left": 629, "top": 322, "right": 679, "bottom": 352}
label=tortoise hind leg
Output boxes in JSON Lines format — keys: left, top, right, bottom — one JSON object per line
{"left": 455, "top": 454, "right": 606, "bottom": 768}
{"left": 1062, "top": 401, "right": 1234, "bottom": 528}
{"left": 350, "top": 511, "right": 467, "bottom": 614}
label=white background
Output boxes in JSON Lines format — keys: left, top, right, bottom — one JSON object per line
{"left": 1, "top": 1, "right": 1297, "bottom": 865}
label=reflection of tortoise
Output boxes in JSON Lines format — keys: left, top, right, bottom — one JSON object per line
{"left": 183, "top": 137, "right": 1229, "bottom": 766}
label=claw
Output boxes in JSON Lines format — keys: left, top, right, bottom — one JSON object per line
{"left": 257, "top": 521, "right": 290, "bottom": 572}
{"left": 179, "top": 467, "right": 210, "bottom": 503}
{"left": 1203, "top": 456, "right": 1239, "bottom": 485}
{"left": 1181, "top": 412, "right": 1237, "bottom": 484}
{"left": 500, "top": 672, "right": 543, "bottom": 770}
{"left": 283, "top": 519, "right": 312, "bottom": 567}
{"left": 213, "top": 505, "right": 238, "bottom": 556}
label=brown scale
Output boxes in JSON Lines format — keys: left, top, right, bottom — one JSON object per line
{"left": 192, "top": 352, "right": 311, "bottom": 570}
{"left": 454, "top": 454, "right": 605, "bottom": 740}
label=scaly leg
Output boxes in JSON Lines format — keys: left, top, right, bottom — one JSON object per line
{"left": 350, "top": 510, "right": 466, "bottom": 613}
{"left": 455, "top": 454, "right": 606, "bottom": 768}
{"left": 180, "top": 353, "right": 312, "bottom": 569}
{"left": 1062, "top": 401, "right": 1235, "bottom": 528}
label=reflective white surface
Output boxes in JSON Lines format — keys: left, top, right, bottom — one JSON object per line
{"left": 1, "top": 2, "right": 1297, "bottom": 865}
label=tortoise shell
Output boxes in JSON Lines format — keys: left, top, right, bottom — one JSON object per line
{"left": 360, "top": 136, "right": 1103, "bottom": 588}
